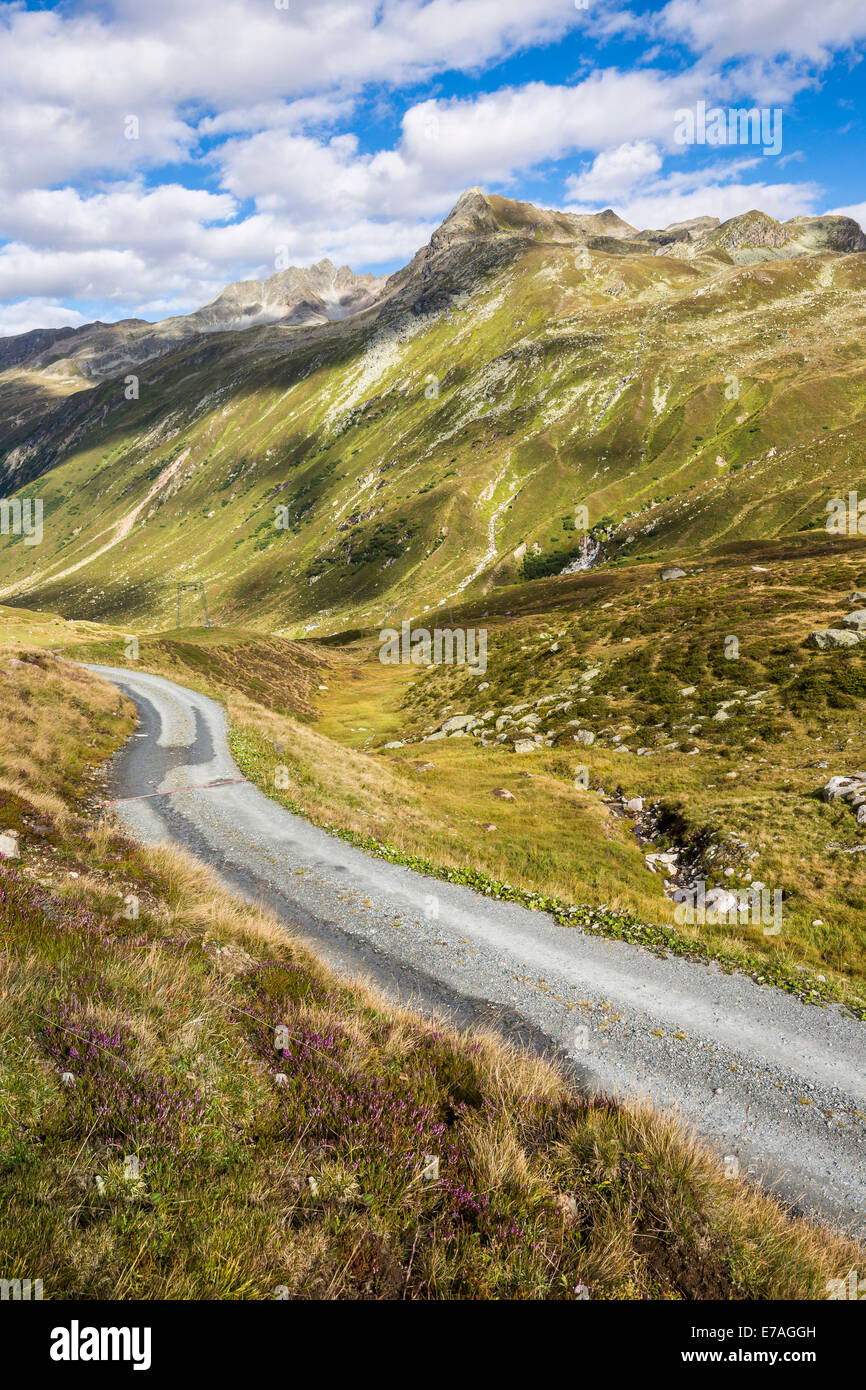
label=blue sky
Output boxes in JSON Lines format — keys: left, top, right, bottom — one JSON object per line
{"left": 0, "top": 0, "right": 864, "bottom": 334}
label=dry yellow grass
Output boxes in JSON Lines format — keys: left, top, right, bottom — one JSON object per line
{"left": 1, "top": 643, "right": 862, "bottom": 1299}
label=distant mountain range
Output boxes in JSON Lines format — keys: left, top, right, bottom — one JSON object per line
{"left": 4, "top": 192, "right": 862, "bottom": 391}
{"left": 0, "top": 259, "right": 387, "bottom": 378}
{"left": 0, "top": 189, "right": 864, "bottom": 630}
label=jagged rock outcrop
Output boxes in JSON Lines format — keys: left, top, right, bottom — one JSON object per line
{"left": 688, "top": 209, "right": 866, "bottom": 264}
{"left": 183, "top": 259, "right": 388, "bottom": 332}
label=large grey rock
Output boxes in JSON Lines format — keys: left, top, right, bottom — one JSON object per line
{"left": 823, "top": 775, "right": 866, "bottom": 801}
{"left": 573, "top": 728, "right": 595, "bottom": 746}
{"left": 439, "top": 714, "right": 474, "bottom": 733}
{"left": 0, "top": 830, "right": 20, "bottom": 858}
{"left": 517, "top": 713, "right": 542, "bottom": 729}
{"left": 841, "top": 609, "right": 866, "bottom": 631}
{"left": 513, "top": 739, "right": 536, "bottom": 754}
{"left": 661, "top": 567, "right": 686, "bottom": 580}
{"left": 705, "top": 887, "right": 739, "bottom": 918}
{"left": 645, "top": 851, "right": 677, "bottom": 873}
{"left": 807, "top": 628, "right": 861, "bottom": 650}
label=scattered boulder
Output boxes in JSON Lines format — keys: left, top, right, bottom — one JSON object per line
{"left": 807, "top": 628, "right": 862, "bottom": 650}
{"left": 413, "top": 761, "right": 436, "bottom": 773}
{"left": 822, "top": 773, "right": 866, "bottom": 827}
{"left": 661, "top": 567, "right": 686, "bottom": 581}
{"left": 573, "top": 728, "right": 595, "bottom": 746}
{"left": 491, "top": 788, "right": 515, "bottom": 801}
{"left": 0, "top": 829, "right": 20, "bottom": 858}
{"left": 704, "top": 887, "right": 739, "bottom": 917}
{"left": 809, "top": 594, "right": 866, "bottom": 647}
{"left": 383, "top": 740, "right": 404, "bottom": 749}
{"left": 513, "top": 739, "right": 536, "bottom": 754}
{"left": 823, "top": 775, "right": 861, "bottom": 801}
{"left": 645, "top": 850, "right": 677, "bottom": 874}
{"left": 624, "top": 796, "right": 644, "bottom": 814}
{"left": 440, "top": 714, "right": 475, "bottom": 733}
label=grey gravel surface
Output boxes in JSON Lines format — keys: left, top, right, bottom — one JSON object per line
{"left": 88, "top": 664, "right": 866, "bottom": 1235}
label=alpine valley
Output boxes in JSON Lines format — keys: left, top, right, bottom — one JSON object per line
{"left": 3, "top": 189, "right": 866, "bottom": 1295}
{"left": 3, "top": 187, "right": 866, "bottom": 1007}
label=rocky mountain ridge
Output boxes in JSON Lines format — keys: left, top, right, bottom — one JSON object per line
{"left": 0, "top": 187, "right": 865, "bottom": 634}
{"left": 2, "top": 193, "right": 862, "bottom": 394}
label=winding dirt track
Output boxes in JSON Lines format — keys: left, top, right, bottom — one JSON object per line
{"left": 89, "top": 663, "right": 866, "bottom": 1237}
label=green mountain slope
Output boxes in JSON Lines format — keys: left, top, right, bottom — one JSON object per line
{"left": 1, "top": 189, "right": 864, "bottom": 632}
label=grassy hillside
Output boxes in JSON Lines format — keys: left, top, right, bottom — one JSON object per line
{"left": 0, "top": 194, "right": 864, "bottom": 635}
{"left": 2, "top": 189, "right": 865, "bottom": 1289}
{"left": 0, "top": 644, "right": 862, "bottom": 1299}
{"left": 54, "top": 589, "right": 866, "bottom": 1015}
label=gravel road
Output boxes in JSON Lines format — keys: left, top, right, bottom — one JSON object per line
{"left": 88, "top": 664, "right": 866, "bottom": 1236}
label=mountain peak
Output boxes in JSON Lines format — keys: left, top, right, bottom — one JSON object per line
{"left": 431, "top": 189, "right": 637, "bottom": 253}
{"left": 709, "top": 210, "right": 788, "bottom": 251}
{"left": 453, "top": 186, "right": 487, "bottom": 205}
{"left": 432, "top": 187, "right": 499, "bottom": 245}
{"left": 692, "top": 208, "right": 866, "bottom": 262}
{"left": 188, "top": 257, "right": 388, "bottom": 332}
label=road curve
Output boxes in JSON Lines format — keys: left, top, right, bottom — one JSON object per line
{"left": 88, "top": 664, "right": 866, "bottom": 1235}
